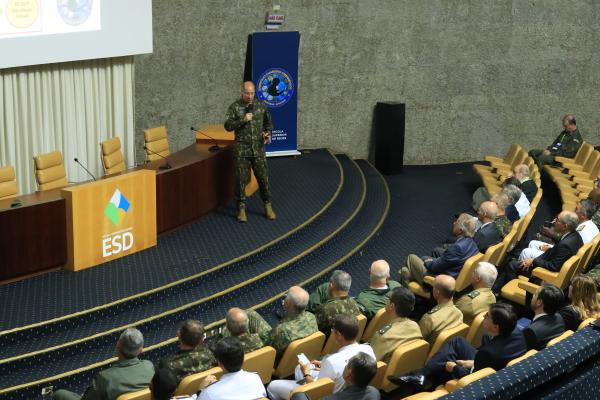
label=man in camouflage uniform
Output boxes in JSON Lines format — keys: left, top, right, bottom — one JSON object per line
{"left": 224, "top": 81, "right": 276, "bottom": 223}
{"left": 491, "top": 192, "right": 513, "bottom": 238}
{"left": 419, "top": 275, "right": 463, "bottom": 345}
{"left": 224, "top": 308, "right": 264, "bottom": 353}
{"left": 371, "top": 286, "right": 423, "bottom": 363}
{"left": 356, "top": 260, "right": 402, "bottom": 319}
{"left": 315, "top": 270, "right": 361, "bottom": 333}
{"left": 158, "top": 319, "right": 217, "bottom": 382}
{"left": 455, "top": 262, "right": 497, "bottom": 325}
{"left": 529, "top": 114, "right": 583, "bottom": 169}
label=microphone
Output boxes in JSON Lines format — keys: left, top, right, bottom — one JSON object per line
{"left": 191, "top": 126, "right": 220, "bottom": 152}
{"left": 245, "top": 103, "right": 254, "bottom": 113}
{"left": 73, "top": 158, "right": 97, "bottom": 181}
{"left": 143, "top": 146, "right": 172, "bottom": 170}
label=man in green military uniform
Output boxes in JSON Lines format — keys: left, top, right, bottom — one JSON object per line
{"left": 53, "top": 328, "right": 154, "bottom": 400}
{"left": 307, "top": 269, "right": 351, "bottom": 314}
{"left": 418, "top": 275, "right": 463, "bottom": 345}
{"left": 529, "top": 114, "right": 583, "bottom": 169}
{"left": 371, "top": 287, "right": 423, "bottom": 363}
{"left": 224, "top": 81, "right": 276, "bottom": 223}
{"left": 455, "top": 262, "right": 497, "bottom": 324}
{"left": 158, "top": 319, "right": 217, "bottom": 383}
{"left": 315, "top": 270, "right": 361, "bottom": 333}
{"left": 356, "top": 260, "right": 402, "bottom": 319}
{"left": 224, "top": 308, "right": 264, "bottom": 353}
{"left": 491, "top": 192, "right": 513, "bottom": 238}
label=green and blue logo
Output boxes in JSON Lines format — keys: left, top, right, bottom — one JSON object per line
{"left": 104, "top": 189, "right": 130, "bottom": 225}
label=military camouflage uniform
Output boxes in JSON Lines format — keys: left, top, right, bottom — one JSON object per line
{"left": 307, "top": 282, "right": 331, "bottom": 313}
{"left": 224, "top": 98, "right": 273, "bottom": 205}
{"left": 356, "top": 281, "right": 402, "bottom": 319}
{"left": 236, "top": 332, "right": 264, "bottom": 353}
{"left": 530, "top": 129, "right": 583, "bottom": 169}
{"left": 586, "top": 265, "right": 600, "bottom": 289}
{"left": 495, "top": 215, "right": 512, "bottom": 238}
{"left": 158, "top": 346, "right": 217, "bottom": 383}
{"left": 418, "top": 302, "right": 463, "bottom": 345}
{"left": 316, "top": 296, "right": 361, "bottom": 333}
{"left": 455, "top": 288, "right": 496, "bottom": 325}
{"left": 592, "top": 208, "right": 600, "bottom": 230}
{"left": 370, "top": 316, "right": 423, "bottom": 363}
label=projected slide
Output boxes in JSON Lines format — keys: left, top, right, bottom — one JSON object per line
{"left": 0, "top": 0, "right": 101, "bottom": 39}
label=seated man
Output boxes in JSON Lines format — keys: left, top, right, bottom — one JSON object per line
{"left": 224, "top": 308, "right": 264, "bottom": 353}
{"left": 307, "top": 270, "right": 343, "bottom": 313}
{"left": 524, "top": 283, "right": 566, "bottom": 350}
{"left": 371, "top": 287, "right": 423, "bottom": 363}
{"left": 149, "top": 368, "right": 179, "bottom": 400}
{"left": 510, "top": 164, "right": 538, "bottom": 203}
{"left": 529, "top": 114, "right": 583, "bottom": 169}
{"left": 322, "top": 352, "right": 381, "bottom": 400}
{"left": 490, "top": 192, "right": 513, "bottom": 238}
{"left": 455, "top": 262, "right": 497, "bottom": 325}
{"left": 315, "top": 270, "right": 361, "bottom": 333}
{"left": 53, "top": 328, "right": 154, "bottom": 400}
{"left": 388, "top": 303, "right": 527, "bottom": 390}
{"left": 399, "top": 213, "right": 479, "bottom": 286}
{"left": 356, "top": 259, "right": 402, "bottom": 319}
{"left": 197, "top": 337, "right": 266, "bottom": 400}
{"left": 474, "top": 201, "right": 502, "bottom": 253}
{"left": 266, "top": 314, "right": 376, "bottom": 399}
{"left": 503, "top": 179, "right": 530, "bottom": 218}
{"left": 159, "top": 319, "right": 217, "bottom": 382}
{"left": 418, "top": 275, "right": 463, "bottom": 345}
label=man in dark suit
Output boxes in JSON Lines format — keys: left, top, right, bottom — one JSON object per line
{"left": 524, "top": 283, "right": 566, "bottom": 350}
{"left": 387, "top": 303, "right": 527, "bottom": 390}
{"left": 474, "top": 201, "right": 502, "bottom": 253}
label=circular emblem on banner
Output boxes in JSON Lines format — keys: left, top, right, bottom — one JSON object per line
{"left": 257, "top": 68, "right": 294, "bottom": 107}
{"left": 57, "top": 0, "right": 93, "bottom": 26}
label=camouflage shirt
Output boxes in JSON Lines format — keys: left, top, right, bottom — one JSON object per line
{"left": 316, "top": 296, "right": 361, "bottom": 333}
{"left": 548, "top": 129, "right": 583, "bottom": 158}
{"left": 224, "top": 98, "right": 273, "bottom": 159}
{"left": 265, "top": 311, "right": 318, "bottom": 357}
{"left": 236, "top": 332, "right": 264, "bottom": 353}
{"left": 356, "top": 281, "right": 402, "bottom": 319}
{"left": 158, "top": 346, "right": 217, "bottom": 383}
{"left": 592, "top": 208, "right": 600, "bottom": 231}
{"left": 495, "top": 215, "right": 512, "bottom": 238}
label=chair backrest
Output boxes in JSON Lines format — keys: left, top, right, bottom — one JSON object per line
{"left": 369, "top": 361, "right": 387, "bottom": 390}
{"left": 466, "top": 312, "right": 487, "bottom": 348}
{"left": 455, "top": 253, "right": 485, "bottom": 293}
{"left": 530, "top": 189, "right": 543, "bottom": 211}
{"left": 580, "top": 234, "right": 600, "bottom": 273}
{"left": 503, "top": 144, "right": 522, "bottom": 165}
{"left": 100, "top": 137, "right": 126, "bottom": 175}
{"left": 0, "top": 165, "right": 18, "bottom": 200}
{"left": 361, "top": 308, "right": 393, "bottom": 342}
{"left": 504, "top": 221, "right": 521, "bottom": 254}
{"left": 554, "top": 247, "right": 588, "bottom": 289}
{"left": 321, "top": 314, "right": 367, "bottom": 356}
{"left": 33, "top": 150, "right": 68, "bottom": 190}
{"left": 273, "top": 331, "right": 326, "bottom": 378}
{"left": 116, "top": 389, "right": 151, "bottom": 400}
{"left": 174, "top": 366, "right": 223, "bottom": 396}
{"left": 143, "top": 126, "right": 170, "bottom": 161}
{"left": 482, "top": 241, "right": 505, "bottom": 266}
{"left": 515, "top": 212, "right": 535, "bottom": 243}
{"left": 380, "top": 339, "right": 430, "bottom": 392}
{"left": 510, "top": 150, "right": 528, "bottom": 168}
{"left": 243, "top": 346, "right": 276, "bottom": 384}
{"left": 402, "top": 389, "right": 450, "bottom": 400}
{"left": 547, "top": 330, "right": 574, "bottom": 347}
{"left": 449, "top": 367, "right": 496, "bottom": 392}
{"left": 289, "top": 377, "right": 335, "bottom": 400}
{"left": 507, "top": 349, "right": 538, "bottom": 367}
{"left": 578, "top": 317, "right": 597, "bottom": 330}
{"left": 574, "top": 142, "right": 593, "bottom": 166}
{"left": 582, "top": 151, "right": 600, "bottom": 177}
{"left": 427, "top": 323, "right": 469, "bottom": 361}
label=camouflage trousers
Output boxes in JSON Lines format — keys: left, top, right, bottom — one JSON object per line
{"left": 235, "top": 155, "right": 272, "bottom": 204}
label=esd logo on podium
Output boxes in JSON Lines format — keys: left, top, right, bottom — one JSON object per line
{"left": 102, "top": 189, "right": 134, "bottom": 257}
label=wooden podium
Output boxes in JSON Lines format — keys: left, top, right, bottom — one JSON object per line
{"left": 61, "top": 169, "right": 157, "bottom": 271}
{"left": 196, "top": 124, "right": 258, "bottom": 197}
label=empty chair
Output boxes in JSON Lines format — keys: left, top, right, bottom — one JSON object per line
{"left": 0, "top": 165, "right": 18, "bottom": 200}
{"left": 100, "top": 137, "right": 126, "bottom": 175}
{"left": 33, "top": 150, "right": 68, "bottom": 190}
{"left": 143, "top": 126, "right": 170, "bottom": 161}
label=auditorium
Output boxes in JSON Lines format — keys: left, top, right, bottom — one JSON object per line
{"left": 1, "top": 1, "right": 599, "bottom": 399}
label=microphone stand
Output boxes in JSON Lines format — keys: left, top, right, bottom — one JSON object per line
{"left": 191, "top": 126, "right": 221, "bottom": 152}
{"left": 143, "top": 146, "right": 172, "bottom": 170}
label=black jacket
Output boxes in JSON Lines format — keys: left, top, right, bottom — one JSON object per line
{"left": 520, "top": 179, "right": 538, "bottom": 203}
{"left": 533, "top": 231, "right": 583, "bottom": 272}
{"left": 474, "top": 222, "right": 502, "bottom": 253}
{"left": 523, "top": 313, "right": 566, "bottom": 350}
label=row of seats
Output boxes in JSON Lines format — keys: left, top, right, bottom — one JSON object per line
{"left": 0, "top": 126, "right": 170, "bottom": 198}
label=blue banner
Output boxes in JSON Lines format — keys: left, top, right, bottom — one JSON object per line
{"left": 249, "top": 31, "right": 300, "bottom": 156}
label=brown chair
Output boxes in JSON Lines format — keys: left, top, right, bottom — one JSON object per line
{"left": 377, "top": 339, "right": 430, "bottom": 392}
{"left": 465, "top": 312, "right": 487, "bottom": 348}
{"left": 427, "top": 323, "right": 469, "bottom": 361}
{"left": 116, "top": 389, "right": 151, "bottom": 400}
{"left": 243, "top": 346, "right": 276, "bottom": 384}
{"left": 100, "top": 137, "right": 126, "bottom": 175}
{"left": 33, "top": 150, "right": 68, "bottom": 190}
{"left": 507, "top": 349, "right": 538, "bottom": 367}
{"left": 402, "top": 389, "right": 450, "bottom": 400}
{"left": 444, "top": 367, "right": 496, "bottom": 393}
{"left": 143, "top": 126, "right": 170, "bottom": 161}
{"left": 174, "top": 366, "right": 224, "bottom": 396}
{"left": 361, "top": 308, "right": 393, "bottom": 342}
{"left": 289, "top": 377, "right": 335, "bottom": 400}
{"left": 321, "top": 314, "right": 367, "bottom": 356}
{"left": 0, "top": 165, "right": 18, "bottom": 200}
{"left": 273, "top": 331, "right": 326, "bottom": 378}
{"left": 547, "top": 330, "right": 574, "bottom": 347}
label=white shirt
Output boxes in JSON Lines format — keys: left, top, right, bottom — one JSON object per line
{"left": 515, "top": 193, "right": 531, "bottom": 217}
{"left": 577, "top": 219, "right": 599, "bottom": 244}
{"left": 197, "top": 370, "right": 266, "bottom": 400}
{"left": 318, "top": 343, "right": 376, "bottom": 393}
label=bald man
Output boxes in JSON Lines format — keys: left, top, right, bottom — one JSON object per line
{"left": 418, "top": 275, "right": 463, "bottom": 346}
{"left": 511, "top": 164, "right": 538, "bottom": 202}
{"left": 356, "top": 260, "right": 402, "bottom": 319}
{"left": 225, "top": 308, "right": 264, "bottom": 353}
{"left": 529, "top": 114, "right": 583, "bottom": 169}
{"left": 224, "top": 81, "right": 275, "bottom": 223}
{"left": 474, "top": 201, "right": 502, "bottom": 253}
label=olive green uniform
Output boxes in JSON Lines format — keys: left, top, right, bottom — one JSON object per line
{"left": 530, "top": 129, "right": 583, "bottom": 168}
{"left": 356, "top": 281, "right": 402, "bottom": 319}
{"left": 236, "top": 332, "right": 264, "bottom": 353}
{"left": 418, "top": 302, "right": 463, "bottom": 345}
{"left": 455, "top": 288, "right": 496, "bottom": 325}
{"left": 224, "top": 98, "right": 273, "bottom": 205}
{"left": 158, "top": 346, "right": 217, "bottom": 383}
{"left": 307, "top": 282, "right": 331, "bottom": 313}
{"left": 370, "top": 316, "right": 423, "bottom": 363}
{"left": 495, "top": 215, "right": 512, "bottom": 238}
{"left": 316, "top": 296, "right": 361, "bottom": 333}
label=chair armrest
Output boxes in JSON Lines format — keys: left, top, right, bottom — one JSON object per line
{"left": 532, "top": 267, "right": 558, "bottom": 283}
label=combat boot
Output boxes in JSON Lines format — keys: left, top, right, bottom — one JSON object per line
{"left": 237, "top": 203, "right": 247, "bottom": 223}
{"left": 264, "top": 202, "right": 276, "bottom": 220}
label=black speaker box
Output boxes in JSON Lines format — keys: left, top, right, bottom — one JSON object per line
{"left": 373, "top": 102, "right": 405, "bottom": 175}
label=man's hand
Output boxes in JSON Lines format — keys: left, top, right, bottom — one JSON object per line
{"left": 539, "top": 244, "right": 551, "bottom": 252}
{"left": 311, "top": 360, "right": 321, "bottom": 370}
{"left": 542, "top": 149, "right": 551, "bottom": 156}
{"left": 520, "top": 258, "right": 534, "bottom": 271}
{"left": 199, "top": 375, "right": 217, "bottom": 389}
{"left": 540, "top": 226, "right": 555, "bottom": 238}
{"left": 243, "top": 113, "right": 253, "bottom": 122}
{"left": 445, "top": 361, "right": 457, "bottom": 373}
{"left": 457, "top": 360, "right": 474, "bottom": 369}
{"left": 264, "top": 132, "right": 272, "bottom": 144}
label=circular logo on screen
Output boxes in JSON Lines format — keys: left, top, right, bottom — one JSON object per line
{"left": 57, "top": 0, "right": 93, "bottom": 26}
{"left": 256, "top": 68, "right": 294, "bottom": 107}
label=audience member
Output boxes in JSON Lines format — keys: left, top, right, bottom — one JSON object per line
{"left": 322, "top": 352, "right": 381, "bottom": 400}
{"left": 356, "top": 260, "right": 402, "bottom": 319}
{"left": 529, "top": 114, "right": 583, "bottom": 169}
{"left": 418, "top": 275, "right": 463, "bottom": 345}
{"left": 510, "top": 164, "right": 538, "bottom": 202}
{"left": 502, "top": 184, "right": 522, "bottom": 222}
{"left": 149, "top": 368, "right": 179, "bottom": 400}
{"left": 315, "top": 270, "right": 361, "bottom": 333}
{"left": 308, "top": 270, "right": 348, "bottom": 313}
{"left": 473, "top": 201, "right": 502, "bottom": 253}
{"left": 455, "top": 262, "right": 497, "bottom": 324}
{"left": 523, "top": 283, "right": 566, "bottom": 350}
{"left": 560, "top": 274, "right": 600, "bottom": 330}
{"left": 491, "top": 192, "right": 513, "bottom": 238}
{"left": 53, "top": 328, "right": 154, "bottom": 400}
{"left": 503, "top": 178, "right": 530, "bottom": 217}
{"left": 225, "top": 308, "right": 264, "bottom": 353}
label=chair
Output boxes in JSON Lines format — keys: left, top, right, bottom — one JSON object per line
{"left": 482, "top": 241, "right": 506, "bottom": 266}
{"left": 369, "top": 361, "right": 387, "bottom": 390}
{"left": 243, "top": 346, "right": 276, "bottom": 384}
{"left": 427, "top": 323, "right": 469, "bottom": 361}
{"left": 273, "top": 331, "right": 326, "bottom": 378}
{"left": 402, "top": 389, "right": 450, "bottom": 400}
{"left": 532, "top": 245, "right": 588, "bottom": 290}
{"left": 100, "top": 137, "right": 126, "bottom": 175}
{"left": 466, "top": 312, "right": 487, "bottom": 348}
{"left": 507, "top": 349, "right": 538, "bottom": 367}
{"left": 288, "top": 377, "right": 335, "bottom": 400}
{"left": 376, "top": 339, "right": 430, "bottom": 392}
{"left": 484, "top": 143, "right": 522, "bottom": 167}
{"left": 547, "top": 330, "right": 574, "bottom": 346}
{"left": 501, "top": 279, "right": 538, "bottom": 306}
{"left": 361, "top": 308, "right": 393, "bottom": 342}
{"left": 444, "top": 367, "right": 496, "bottom": 393}
{"left": 33, "top": 150, "right": 68, "bottom": 190}
{"left": 0, "top": 165, "right": 18, "bottom": 200}
{"left": 455, "top": 253, "right": 485, "bottom": 293}
{"left": 321, "top": 314, "right": 367, "bottom": 356}
{"left": 116, "top": 389, "right": 151, "bottom": 400}
{"left": 555, "top": 142, "right": 592, "bottom": 167}
{"left": 578, "top": 318, "right": 597, "bottom": 330}
{"left": 143, "top": 126, "right": 170, "bottom": 161}
{"left": 174, "top": 366, "right": 223, "bottom": 396}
